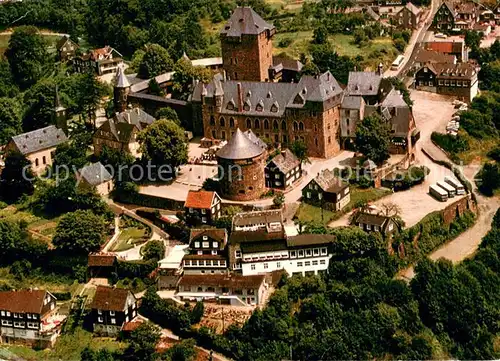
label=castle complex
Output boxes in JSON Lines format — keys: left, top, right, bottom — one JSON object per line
{"left": 112, "top": 7, "right": 417, "bottom": 163}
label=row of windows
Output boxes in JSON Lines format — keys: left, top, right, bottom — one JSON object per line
{"left": 290, "top": 247, "right": 328, "bottom": 258}
{"left": 209, "top": 117, "right": 308, "bottom": 133}
{"left": 34, "top": 155, "right": 49, "bottom": 167}
{"left": 193, "top": 241, "right": 219, "bottom": 249}
{"left": 438, "top": 79, "right": 470, "bottom": 87}
{"left": 1, "top": 320, "right": 38, "bottom": 329}
{"left": 297, "top": 260, "right": 326, "bottom": 267}
{"left": 184, "top": 259, "right": 227, "bottom": 267}
{"left": 0, "top": 311, "right": 38, "bottom": 319}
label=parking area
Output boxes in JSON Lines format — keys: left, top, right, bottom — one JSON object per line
{"left": 330, "top": 90, "right": 464, "bottom": 228}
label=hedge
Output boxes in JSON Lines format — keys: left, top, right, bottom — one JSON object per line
{"left": 116, "top": 259, "right": 157, "bottom": 279}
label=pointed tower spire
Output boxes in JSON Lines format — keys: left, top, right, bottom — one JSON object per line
{"left": 181, "top": 51, "right": 190, "bottom": 62}
{"left": 114, "top": 64, "right": 131, "bottom": 113}
{"left": 115, "top": 64, "right": 130, "bottom": 88}
{"left": 53, "top": 85, "right": 68, "bottom": 134}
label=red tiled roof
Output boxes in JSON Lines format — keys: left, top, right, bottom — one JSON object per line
{"left": 0, "top": 290, "right": 49, "bottom": 314}
{"left": 184, "top": 190, "right": 215, "bottom": 209}
{"left": 122, "top": 320, "right": 143, "bottom": 332}
{"left": 426, "top": 41, "right": 463, "bottom": 54}
{"left": 90, "top": 286, "right": 134, "bottom": 312}
{"left": 88, "top": 254, "right": 116, "bottom": 267}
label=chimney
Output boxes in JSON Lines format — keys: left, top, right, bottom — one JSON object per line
{"left": 237, "top": 82, "right": 243, "bottom": 112}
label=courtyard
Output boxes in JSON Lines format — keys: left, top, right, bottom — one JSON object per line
{"left": 330, "top": 90, "right": 467, "bottom": 228}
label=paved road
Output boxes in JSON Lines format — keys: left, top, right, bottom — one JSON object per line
{"left": 384, "top": 0, "right": 440, "bottom": 79}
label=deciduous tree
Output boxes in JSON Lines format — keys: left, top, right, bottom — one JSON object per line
{"left": 355, "top": 114, "right": 391, "bottom": 165}
{"left": 5, "top": 26, "right": 48, "bottom": 89}
{"left": 52, "top": 210, "right": 106, "bottom": 254}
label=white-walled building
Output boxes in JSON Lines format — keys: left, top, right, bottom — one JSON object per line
{"left": 230, "top": 231, "right": 335, "bottom": 277}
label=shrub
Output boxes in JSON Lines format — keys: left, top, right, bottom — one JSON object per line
{"left": 278, "top": 37, "right": 293, "bottom": 47}
{"left": 431, "top": 132, "right": 469, "bottom": 155}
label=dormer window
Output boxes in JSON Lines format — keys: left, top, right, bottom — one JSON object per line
{"left": 256, "top": 100, "right": 264, "bottom": 112}
{"left": 271, "top": 102, "right": 279, "bottom": 113}
{"left": 246, "top": 90, "right": 252, "bottom": 97}
{"left": 244, "top": 100, "right": 251, "bottom": 111}
{"left": 293, "top": 94, "right": 305, "bottom": 105}
{"left": 267, "top": 91, "right": 272, "bottom": 98}
{"left": 302, "top": 87, "right": 307, "bottom": 94}
{"left": 226, "top": 100, "right": 235, "bottom": 111}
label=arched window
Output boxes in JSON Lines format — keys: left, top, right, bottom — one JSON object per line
{"left": 35, "top": 158, "right": 39, "bottom": 167}
{"left": 254, "top": 119, "right": 260, "bottom": 129}
{"left": 273, "top": 120, "right": 279, "bottom": 130}
{"left": 264, "top": 119, "right": 270, "bottom": 130}
{"left": 219, "top": 117, "right": 225, "bottom": 127}
{"left": 293, "top": 122, "right": 299, "bottom": 131}
{"left": 42, "top": 156, "right": 46, "bottom": 165}
{"left": 299, "top": 122, "right": 305, "bottom": 131}
{"left": 229, "top": 117, "right": 235, "bottom": 128}
{"left": 281, "top": 121, "right": 287, "bottom": 131}
{"left": 209, "top": 115, "right": 215, "bottom": 126}
{"left": 246, "top": 118, "right": 252, "bottom": 128}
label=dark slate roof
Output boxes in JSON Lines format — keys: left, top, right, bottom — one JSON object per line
{"left": 346, "top": 71, "right": 382, "bottom": 96}
{"left": 341, "top": 95, "right": 364, "bottom": 110}
{"left": 220, "top": 7, "right": 274, "bottom": 37}
{"left": 79, "top": 162, "right": 113, "bottom": 186}
{"left": 56, "top": 35, "right": 78, "bottom": 51}
{"left": 115, "top": 108, "right": 155, "bottom": 131}
{"left": 178, "top": 274, "right": 266, "bottom": 289}
{"left": 190, "top": 228, "right": 227, "bottom": 244}
{"left": 354, "top": 212, "right": 390, "bottom": 226}
{"left": 192, "top": 71, "right": 342, "bottom": 116}
{"left": 91, "top": 286, "right": 134, "bottom": 312}
{"left": 267, "top": 149, "right": 300, "bottom": 174}
{"left": 286, "top": 234, "right": 336, "bottom": 248}
{"left": 272, "top": 56, "right": 304, "bottom": 72}
{"left": 96, "top": 119, "right": 137, "bottom": 143}
{"left": 381, "top": 89, "right": 407, "bottom": 108}
{"left": 240, "top": 239, "right": 288, "bottom": 253}
{"left": 229, "top": 229, "right": 286, "bottom": 245}
{"left": 311, "top": 169, "right": 348, "bottom": 194}
{"left": 232, "top": 209, "right": 283, "bottom": 228}
{"left": 216, "top": 128, "right": 264, "bottom": 160}
{"left": 12, "top": 125, "right": 68, "bottom": 155}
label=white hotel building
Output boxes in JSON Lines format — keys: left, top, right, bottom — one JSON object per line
{"left": 230, "top": 231, "right": 335, "bottom": 277}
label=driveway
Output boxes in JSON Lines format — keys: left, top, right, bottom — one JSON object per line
{"left": 397, "top": 93, "right": 500, "bottom": 280}
{"left": 383, "top": 0, "right": 440, "bottom": 78}
{"left": 140, "top": 150, "right": 355, "bottom": 207}
{"left": 331, "top": 91, "right": 461, "bottom": 228}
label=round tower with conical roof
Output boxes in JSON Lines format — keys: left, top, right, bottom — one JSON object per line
{"left": 114, "top": 65, "right": 131, "bottom": 112}
{"left": 216, "top": 128, "right": 267, "bottom": 201}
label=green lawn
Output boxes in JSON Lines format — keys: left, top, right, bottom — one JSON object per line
{"left": 349, "top": 185, "right": 392, "bottom": 207}
{"left": 273, "top": 32, "right": 398, "bottom": 71}
{"left": 295, "top": 203, "right": 335, "bottom": 226}
{"left": 110, "top": 227, "right": 147, "bottom": 252}
{"left": 0, "top": 328, "right": 127, "bottom": 361}
{"left": 296, "top": 186, "right": 392, "bottom": 226}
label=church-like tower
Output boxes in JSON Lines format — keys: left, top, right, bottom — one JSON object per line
{"left": 220, "top": 7, "right": 275, "bottom": 82}
{"left": 114, "top": 65, "right": 130, "bottom": 112}
{"left": 53, "top": 85, "right": 68, "bottom": 134}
